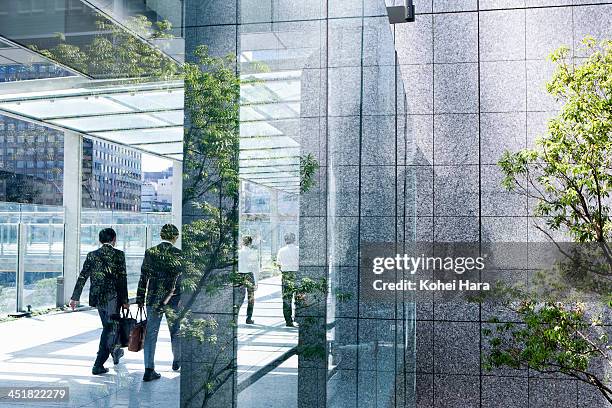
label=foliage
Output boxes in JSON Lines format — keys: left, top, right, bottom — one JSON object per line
{"left": 499, "top": 37, "right": 612, "bottom": 255}
{"left": 483, "top": 301, "right": 612, "bottom": 404}
{"left": 300, "top": 153, "right": 320, "bottom": 193}
{"left": 31, "top": 16, "right": 179, "bottom": 80}
{"left": 494, "top": 37, "right": 612, "bottom": 404}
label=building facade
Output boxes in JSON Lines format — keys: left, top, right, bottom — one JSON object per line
{"left": 393, "top": 1, "right": 612, "bottom": 407}
{"left": 82, "top": 138, "right": 142, "bottom": 211}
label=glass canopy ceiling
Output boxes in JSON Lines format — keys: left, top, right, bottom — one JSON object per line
{"left": 0, "top": 0, "right": 305, "bottom": 195}
{"left": 0, "top": 78, "right": 184, "bottom": 161}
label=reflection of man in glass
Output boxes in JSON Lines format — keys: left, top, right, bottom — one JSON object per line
{"left": 237, "top": 235, "right": 259, "bottom": 324}
{"left": 277, "top": 232, "right": 299, "bottom": 327}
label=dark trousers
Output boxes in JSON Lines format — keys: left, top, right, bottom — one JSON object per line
{"left": 94, "top": 298, "right": 120, "bottom": 368}
{"left": 281, "top": 271, "right": 296, "bottom": 324}
{"left": 144, "top": 295, "right": 181, "bottom": 370}
{"left": 234, "top": 273, "right": 255, "bottom": 319}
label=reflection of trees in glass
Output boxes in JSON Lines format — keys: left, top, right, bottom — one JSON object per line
{"left": 30, "top": 16, "right": 179, "bottom": 80}
{"left": 489, "top": 38, "right": 612, "bottom": 403}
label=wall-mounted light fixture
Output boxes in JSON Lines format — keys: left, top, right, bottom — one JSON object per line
{"left": 386, "top": 0, "right": 415, "bottom": 23}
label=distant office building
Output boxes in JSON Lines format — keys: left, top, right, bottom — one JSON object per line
{"left": 0, "top": 63, "right": 73, "bottom": 82}
{"left": 0, "top": 115, "right": 142, "bottom": 209}
{"left": 82, "top": 138, "right": 142, "bottom": 211}
{"left": 140, "top": 168, "right": 172, "bottom": 212}
{"left": 0, "top": 115, "right": 64, "bottom": 205}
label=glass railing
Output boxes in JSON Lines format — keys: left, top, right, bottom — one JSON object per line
{"left": 0, "top": 203, "right": 64, "bottom": 314}
{"left": 0, "top": 202, "right": 172, "bottom": 315}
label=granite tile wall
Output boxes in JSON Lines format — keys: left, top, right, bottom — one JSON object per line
{"left": 394, "top": 1, "right": 612, "bottom": 407}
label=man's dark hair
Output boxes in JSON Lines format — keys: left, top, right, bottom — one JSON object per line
{"left": 99, "top": 228, "right": 116, "bottom": 244}
{"left": 160, "top": 224, "right": 180, "bottom": 241}
{"left": 284, "top": 232, "right": 296, "bottom": 245}
{"left": 242, "top": 235, "right": 253, "bottom": 247}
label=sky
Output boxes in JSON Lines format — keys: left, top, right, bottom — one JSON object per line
{"left": 141, "top": 153, "right": 173, "bottom": 173}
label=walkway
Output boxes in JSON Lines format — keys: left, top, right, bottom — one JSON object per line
{"left": 0, "top": 275, "right": 297, "bottom": 407}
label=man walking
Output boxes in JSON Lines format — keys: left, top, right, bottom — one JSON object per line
{"left": 70, "top": 228, "right": 129, "bottom": 375}
{"left": 136, "top": 224, "right": 183, "bottom": 382}
{"left": 236, "top": 235, "right": 259, "bottom": 324}
{"left": 276, "top": 232, "right": 299, "bottom": 327}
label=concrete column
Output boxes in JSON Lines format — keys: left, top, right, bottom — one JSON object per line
{"left": 62, "top": 131, "right": 82, "bottom": 304}
{"left": 172, "top": 160, "right": 183, "bottom": 248}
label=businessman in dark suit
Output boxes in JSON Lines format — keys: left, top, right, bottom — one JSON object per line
{"left": 69, "top": 228, "right": 129, "bottom": 375}
{"left": 136, "top": 224, "right": 183, "bottom": 382}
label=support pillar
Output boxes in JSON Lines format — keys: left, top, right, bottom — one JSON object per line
{"left": 62, "top": 131, "right": 82, "bottom": 304}
{"left": 172, "top": 160, "right": 183, "bottom": 248}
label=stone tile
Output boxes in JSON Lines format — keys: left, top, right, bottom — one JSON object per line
{"left": 480, "top": 0, "right": 525, "bottom": 8}
{"left": 328, "top": 66, "right": 362, "bottom": 117}
{"left": 405, "top": 166, "right": 434, "bottom": 217}
{"left": 527, "top": 111, "right": 554, "bottom": 149}
{"left": 185, "top": 25, "right": 237, "bottom": 59}
{"left": 328, "top": 17, "right": 364, "bottom": 68}
{"left": 433, "top": 114, "right": 479, "bottom": 165}
{"left": 434, "top": 217, "right": 479, "bottom": 242}
{"left": 328, "top": 0, "right": 362, "bottom": 18}
{"left": 416, "top": 373, "right": 434, "bottom": 408}
{"left": 401, "top": 64, "right": 434, "bottom": 115}
{"left": 328, "top": 116, "right": 360, "bottom": 166}
{"left": 526, "top": 59, "right": 563, "bottom": 112}
{"left": 434, "top": 297, "right": 481, "bottom": 321}
{"left": 433, "top": 63, "right": 479, "bottom": 114}
{"left": 299, "top": 216, "right": 326, "bottom": 266}
{"left": 434, "top": 165, "right": 479, "bottom": 217}
{"left": 433, "top": 12, "right": 478, "bottom": 63}
{"left": 362, "top": 65, "right": 397, "bottom": 116}
{"left": 480, "top": 60, "right": 527, "bottom": 113}
{"left": 416, "top": 320, "right": 434, "bottom": 373}
{"left": 330, "top": 216, "right": 359, "bottom": 266}
{"left": 239, "top": 0, "right": 272, "bottom": 23}
{"left": 479, "top": 9, "right": 526, "bottom": 61}
{"left": 301, "top": 67, "right": 326, "bottom": 117}
{"left": 407, "top": 115, "right": 434, "bottom": 165}
{"left": 432, "top": 0, "right": 478, "bottom": 12}
{"left": 573, "top": 5, "right": 612, "bottom": 57}
{"left": 395, "top": 14, "right": 433, "bottom": 65}
{"left": 185, "top": 0, "right": 237, "bottom": 27}
{"left": 577, "top": 376, "right": 611, "bottom": 407}
{"left": 434, "top": 374, "right": 480, "bottom": 408}
{"left": 363, "top": 16, "right": 397, "bottom": 68}
{"left": 526, "top": 0, "right": 571, "bottom": 5}
{"left": 330, "top": 165, "right": 359, "bottom": 217}
{"left": 362, "top": 116, "right": 397, "bottom": 165}
{"left": 414, "top": 0, "right": 433, "bottom": 14}
{"left": 433, "top": 322, "right": 480, "bottom": 375}
{"left": 526, "top": 6, "right": 573, "bottom": 60}
{"left": 528, "top": 378, "right": 577, "bottom": 408}
{"left": 360, "top": 216, "right": 397, "bottom": 242}
{"left": 481, "top": 112, "right": 527, "bottom": 165}
{"left": 361, "top": 166, "right": 396, "bottom": 217}
{"left": 482, "top": 376, "right": 529, "bottom": 408}
{"left": 481, "top": 165, "right": 528, "bottom": 216}
{"left": 273, "top": 0, "right": 324, "bottom": 21}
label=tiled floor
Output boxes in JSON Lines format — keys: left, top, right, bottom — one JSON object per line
{"left": 0, "top": 275, "right": 298, "bottom": 407}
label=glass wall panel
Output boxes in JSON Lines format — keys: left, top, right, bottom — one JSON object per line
{"left": 0, "top": 203, "right": 64, "bottom": 315}
{"left": 21, "top": 205, "right": 64, "bottom": 310}
{"left": 0, "top": 203, "right": 18, "bottom": 315}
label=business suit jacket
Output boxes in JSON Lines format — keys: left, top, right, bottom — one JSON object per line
{"left": 136, "top": 242, "right": 183, "bottom": 308}
{"left": 71, "top": 244, "right": 128, "bottom": 308}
